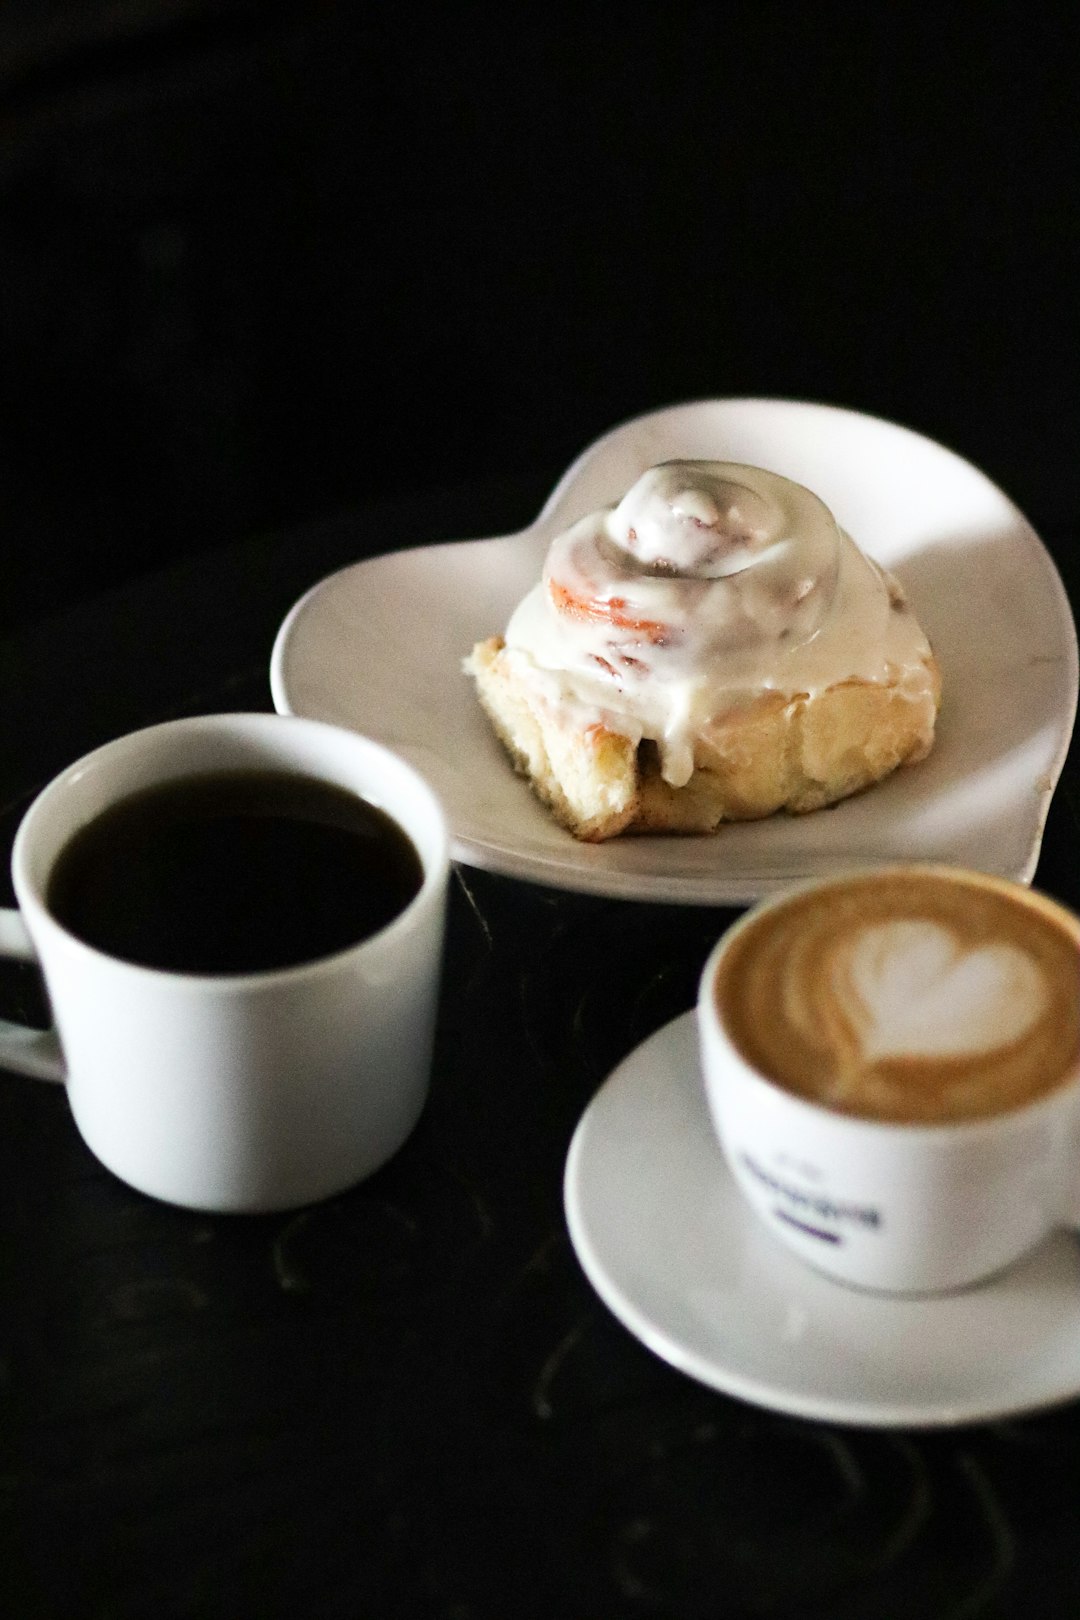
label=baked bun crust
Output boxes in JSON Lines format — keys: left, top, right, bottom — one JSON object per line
{"left": 467, "top": 636, "right": 941, "bottom": 843}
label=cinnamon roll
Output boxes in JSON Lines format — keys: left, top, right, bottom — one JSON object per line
{"left": 465, "top": 460, "right": 940, "bottom": 841}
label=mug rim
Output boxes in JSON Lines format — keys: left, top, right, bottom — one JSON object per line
{"left": 697, "top": 861, "right": 1080, "bottom": 1141}
{"left": 11, "top": 711, "right": 451, "bottom": 991}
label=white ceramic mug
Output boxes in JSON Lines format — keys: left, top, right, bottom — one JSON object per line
{"left": 0, "top": 713, "right": 449, "bottom": 1213}
{"left": 697, "top": 870, "right": 1080, "bottom": 1294}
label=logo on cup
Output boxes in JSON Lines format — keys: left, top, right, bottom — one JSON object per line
{"left": 740, "top": 1151, "right": 881, "bottom": 1245}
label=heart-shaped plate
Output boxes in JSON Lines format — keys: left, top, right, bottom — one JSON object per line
{"left": 270, "top": 399, "right": 1078, "bottom": 905}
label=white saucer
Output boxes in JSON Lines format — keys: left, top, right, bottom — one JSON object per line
{"left": 271, "top": 398, "right": 1078, "bottom": 904}
{"left": 564, "top": 1012, "right": 1080, "bottom": 1428}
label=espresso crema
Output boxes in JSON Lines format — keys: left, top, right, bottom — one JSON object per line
{"left": 503, "top": 460, "right": 938, "bottom": 787}
{"left": 716, "top": 869, "right": 1080, "bottom": 1124}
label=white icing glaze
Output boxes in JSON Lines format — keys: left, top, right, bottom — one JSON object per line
{"left": 504, "top": 460, "right": 937, "bottom": 786}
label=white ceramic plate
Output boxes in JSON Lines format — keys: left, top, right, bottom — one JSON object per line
{"left": 271, "top": 399, "right": 1078, "bottom": 904}
{"left": 565, "top": 1013, "right": 1080, "bottom": 1428}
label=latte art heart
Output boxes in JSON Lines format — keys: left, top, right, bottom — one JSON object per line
{"left": 715, "top": 869, "right": 1080, "bottom": 1124}
{"left": 844, "top": 920, "right": 1047, "bottom": 1062}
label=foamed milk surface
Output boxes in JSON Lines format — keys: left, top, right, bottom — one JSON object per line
{"left": 503, "top": 460, "right": 937, "bottom": 786}
{"left": 717, "top": 873, "right": 1080, "bottom": 1124}
{"left": 844, "top": 920, "right": 1046, "bottom": 1062}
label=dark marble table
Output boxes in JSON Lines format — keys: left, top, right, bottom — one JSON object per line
{"left": 2, "top": 471, "right": 1078, "bottom": 1620}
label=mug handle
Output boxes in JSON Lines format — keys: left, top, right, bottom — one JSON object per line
{"left": 0, "top": 909, "right": 65, "bottom": 1082}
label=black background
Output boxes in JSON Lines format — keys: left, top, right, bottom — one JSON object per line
{"left": 2, "top": 1, "right": 1076, "bottom": 628}
{"left": 4, "top": 9, "right": 1080, "bottom": 1618}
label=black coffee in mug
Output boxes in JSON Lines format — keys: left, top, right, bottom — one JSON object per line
{"left": 47, "top": 769, "right": 424, "bottom": 975}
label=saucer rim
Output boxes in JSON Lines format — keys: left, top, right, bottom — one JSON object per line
{"left": 564, "top": 1011, "right": 1080, "bottom": 1430}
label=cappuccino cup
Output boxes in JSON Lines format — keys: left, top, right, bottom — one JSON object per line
{"left": 697, "top": 866, "right": 1080, "bottom": 1293}
{"left": 0, "top": 714, "right": 449, "bottom": 1213}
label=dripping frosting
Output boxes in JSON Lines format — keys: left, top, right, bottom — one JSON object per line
{"left": 502, "top": 460, "right": 936, "bottom": 787}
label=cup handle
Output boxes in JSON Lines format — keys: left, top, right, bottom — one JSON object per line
{"left": 0, "top": 909, "right": 65, "bottom": 1083}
